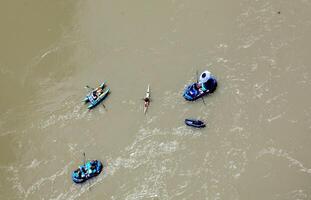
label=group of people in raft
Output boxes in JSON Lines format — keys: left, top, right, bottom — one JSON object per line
{"left": 183, "top": 70, "right": 217, "bottom": 101}
{"left": 74, "top": 161, "right": 97, "bottom": 179}
{"left": 72, "top": 69, "right": 216, "bottom": 183}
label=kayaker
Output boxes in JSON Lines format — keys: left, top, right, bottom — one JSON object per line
{"left": 144, "top": 97, "right": 150, "bottom": 107}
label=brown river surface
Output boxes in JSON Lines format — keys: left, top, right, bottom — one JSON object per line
{"left": 1, "top": 0, "right": 311, "bottom": 199}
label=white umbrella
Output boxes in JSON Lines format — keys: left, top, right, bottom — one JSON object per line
{"left": 199, "top": 70, "right": 211, "bottom": 83}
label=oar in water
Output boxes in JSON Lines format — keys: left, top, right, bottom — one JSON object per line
{"left": 85, "top": 85, "right": 94, "bottom": 91}
{"left": 82, "top": 152, "right": 92, "bottom": 189}
{"left": 83, "top": 152, "right": 86, "bottom": 166}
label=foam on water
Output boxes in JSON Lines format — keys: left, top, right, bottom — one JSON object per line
{"left": 257, "top": 147, "right": 311, "bottom": 175}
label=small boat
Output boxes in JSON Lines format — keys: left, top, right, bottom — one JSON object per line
{"left": 83, "top": 82, "right": 110, "bottom": 109}
{"left": 183, "top": 76, "right": 217, "bottom": 101}
{"left": 83, "top": 82, "right": 106, "bottom": 103}
{"left": 143, "top": 84, "right": 150, "bottom": 114}
{"left": 72, "top": 160, "right": 103, "bottom": 184}
{"left": 185, "top": 119, "right": 206, "bottom": 128}
{"left": 87, "top": 88, "right": 110, "bottom": 109}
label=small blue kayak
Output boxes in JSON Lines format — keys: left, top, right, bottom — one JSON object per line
{"left": 72, "top": 160, "right": 103, "bottom": 184}
{"left": 185, "top": 119, "right": 206, "bottom": 128}
{"left": 183, "top": 76, "right": 217, "bottom": 101}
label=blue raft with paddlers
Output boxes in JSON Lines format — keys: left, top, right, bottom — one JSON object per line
{"left": 83, "top": 82, "right": 110, "bottom": 109}
{"left": 185, "top": 119, "right": 206, "bottom": 128}
{"left": 72, "top": 160, "right": 103, "bottom": 183}
{"left": 183, "top": 76, "right": 217, "bottom": 101}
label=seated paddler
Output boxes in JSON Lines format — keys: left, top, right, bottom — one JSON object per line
{"left": 92, "top": 88, "right": 103, "bottom": 100}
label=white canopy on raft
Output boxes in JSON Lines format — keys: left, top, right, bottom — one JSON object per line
{"left": 199, "top": 70, "right": 211, "bottom": 83}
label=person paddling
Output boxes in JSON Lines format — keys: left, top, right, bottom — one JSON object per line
{"left": 143, "top": 85, "right": 150, "bottom": 114}
{"left": 144, "top": 97, "right": 150, "bottom": 107}
{"left": 92, "top": 88, "right": 103, "bottom": 100}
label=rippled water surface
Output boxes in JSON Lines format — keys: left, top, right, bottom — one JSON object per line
{"left": 0, "top": 0, "right": 311, "bottom": 199}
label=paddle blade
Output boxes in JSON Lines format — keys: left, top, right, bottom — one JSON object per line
{"left": 196, "top": 70, "right": 199, "bottom": 83}
{"left": 201, "top": 96, "right": 206, "bottom": 105}
{"left": 83, "top": 152, "right": 86, "bottom": 165}
{"left": 85, "top": 85, "right": 94, "bottom": 91}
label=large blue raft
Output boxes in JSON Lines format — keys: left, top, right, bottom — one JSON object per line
{"left": 72, "top": 160, "right": 103, "bottom": 184}
{"left": 83, "top": 82, "right": 110, "bottom": 109}
{"left": 183, "top": 76, "right": 217, "bottom": 101}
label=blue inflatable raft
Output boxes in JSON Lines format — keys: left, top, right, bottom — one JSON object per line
{"left": 72, "top": 160, "right": 103, "bottom": 183}
{"left": 183, "top": 76, "right": 217, "bottom": 101}
{"left": 83, "top": 82, "right": 110, "bottom": 109}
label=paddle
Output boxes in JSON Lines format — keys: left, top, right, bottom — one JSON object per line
{"left": 102, "top": 103, "right": 108, "bottom": 111}
{"left": 82, "top": 152, "right": 91, "bottom": 187}
{"left": 196, "top": 70, "right": 206, "bottom": 105}
{"left": 83, "top": 152, "right": 86, "bottom": 166}
{"left": 85, "top": 85, "right": 94, "bottom": 91}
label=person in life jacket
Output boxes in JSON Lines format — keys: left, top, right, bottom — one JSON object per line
{"left": 87, "top": 160, "right": 97, "bottom": 174}
{"left": 79, "top": 166, "right": 86, "bottom": 178}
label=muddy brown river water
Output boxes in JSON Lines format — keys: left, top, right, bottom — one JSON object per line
{"left": 0, "top": 0, "right": 311, "bottom": 199}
